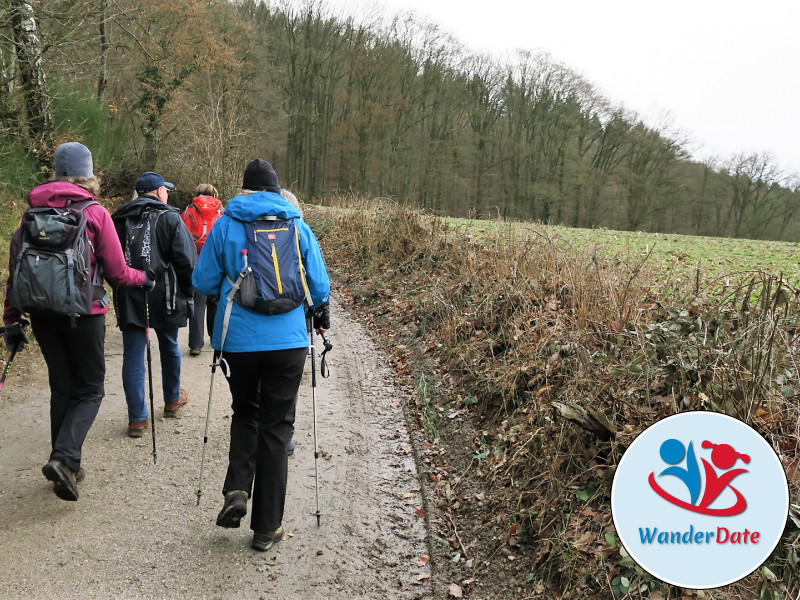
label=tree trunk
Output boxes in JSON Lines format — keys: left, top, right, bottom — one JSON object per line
{"left": 97, "top": 0, "right": 109, "bottom": 101}
{"left": 9, "top": 0, "right": 53, "bottom": 165}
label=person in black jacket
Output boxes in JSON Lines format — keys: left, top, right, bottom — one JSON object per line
{"left": 111, "top": 172, "right": 197, "bottom": 437}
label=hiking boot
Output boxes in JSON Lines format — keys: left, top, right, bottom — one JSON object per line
{"left": 189, "top": 348, "right": 201, "bottom": 356}
{"left": 287, "top": 440, "right": 295, "bottom": 456}
{"left": 128, "top": 420, "right": 149, "bottom": 438}
{"left": 216, "top": 490, "right": 248, "bottom": 528}
{"left": 42, "top": 460, "right": 79, "bottom": 501}
{"left": 251, "top": 526, "right": 284, "bottom": 552}
{"left": 76, "top": 467, "right": 86, "bottom": 483}
{"left": 164, "top": 388, "right": 188, "bottom": 418}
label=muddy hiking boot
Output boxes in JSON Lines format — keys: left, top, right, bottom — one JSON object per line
{"left": 128, "top": 419, "right": 149, "bottom": 438}
{"left": 216, "top": 490, "right": 248, "bottom": 528}
{"left": 251, "top": 526, "right": 284, "bottom": 552}
{"left": 42, "top": 460, "right": 79, "bottom": 501}
{"left": 164, "top": 388, "right": 188, "bottom": 418}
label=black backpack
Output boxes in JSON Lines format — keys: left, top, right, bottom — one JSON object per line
{"left": 120, "top": 206, "right": 186, "bottom": 316}
{"left": 122, "top": 207, "right": 167, "bottom": 273}
{"left": 10, "top": 200, "right": 108, "bottom": 326}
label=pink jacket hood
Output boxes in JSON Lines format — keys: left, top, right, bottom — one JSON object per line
{"left": 28, "top": 180, "right": 95, "bottom": 208}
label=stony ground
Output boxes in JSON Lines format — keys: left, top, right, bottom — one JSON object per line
{"left": 0, "top": 297, "right": 435, "bottom": 600}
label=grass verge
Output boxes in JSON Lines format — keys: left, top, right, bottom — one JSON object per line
{"left": 306, "top": 197, "right": 800, "bottom": 600}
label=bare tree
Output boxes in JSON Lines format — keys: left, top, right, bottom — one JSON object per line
{"left": 97, "top": 0, "right": 109, "bottom": 101}
{"left": 8, "top": 0, "right": 52, "bottom": 163}
{"left": 619, "top": 119, "right": 686, "bottom": 230}
{"left": 725, "top": 152, "right": 784, "bottom": 238}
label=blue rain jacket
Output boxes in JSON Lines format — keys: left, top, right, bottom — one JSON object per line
{"left": 192, "top": 191, "right": 330, "bottom": 352}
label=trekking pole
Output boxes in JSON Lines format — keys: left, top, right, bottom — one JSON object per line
{"left": 197, "top": 250, "right": 245, "bottom": 505}
{"left": 196, "top": 343, "right": 233, "bottom": 505}
{"left": 144, "top": 288, "right": 157, "bottom": 464}
{"left": 196, "top": 349, "right": 219, "bottom": 506}
{"left": 0, "top": 347, "right": 16, "bottom": 397}
{"left": 0, "top": 325, "right": 25, "bottom": 398}
{"left": 309, "top": 325, "right": 322, "bottom": 526}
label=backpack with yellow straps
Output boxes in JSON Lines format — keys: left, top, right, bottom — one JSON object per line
{"left": 227, "top": 215, "right": 312, "bottom": 315}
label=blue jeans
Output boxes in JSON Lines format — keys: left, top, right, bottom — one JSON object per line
{"left": 122, "top": 325, "right": 182, "bottom": 422}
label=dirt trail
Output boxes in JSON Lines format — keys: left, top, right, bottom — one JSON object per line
{"left": 0, "top": 297, "right": 432, "bottom": 599}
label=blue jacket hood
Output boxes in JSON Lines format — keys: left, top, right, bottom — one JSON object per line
{"left": 224, "top": 191, "right": 301, "bottom": 222}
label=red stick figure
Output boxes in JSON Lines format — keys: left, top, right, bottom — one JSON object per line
{"left": 698, "top": 441, "right": 750, "bottom": 509}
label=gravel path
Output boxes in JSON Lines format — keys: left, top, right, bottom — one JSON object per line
{"left": 0, "top": 298, "right": 432, "bottom": 599}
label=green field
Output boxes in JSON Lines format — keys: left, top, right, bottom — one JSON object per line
{"left": 555, "top": 226, "right": 799, "bottom": 281}
{"left": 446, "top": 217, "right": 800, "bottom": 291}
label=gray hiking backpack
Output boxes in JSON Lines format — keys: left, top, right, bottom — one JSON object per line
{"left": 10, "top": 200, "right": 108, "bottom": 326}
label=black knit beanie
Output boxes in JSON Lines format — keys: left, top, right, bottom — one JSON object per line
{"left": 242, "top": 159, "right": 281, "bottom": 193}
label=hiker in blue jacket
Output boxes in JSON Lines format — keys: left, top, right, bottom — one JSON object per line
{"left": 192, "top": 159, "right": 330, "bottom": 552}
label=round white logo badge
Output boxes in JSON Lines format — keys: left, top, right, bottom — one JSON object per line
{"left": 611, "top": 411, "right": 789, "bottom": 589}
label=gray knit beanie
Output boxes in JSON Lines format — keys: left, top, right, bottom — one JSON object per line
{"left": 53, "top": 142, "right": 94, "bottom": 179}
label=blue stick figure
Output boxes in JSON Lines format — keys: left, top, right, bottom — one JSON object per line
{"left": 658, "top": 438, "right": 701, "bottom": 505}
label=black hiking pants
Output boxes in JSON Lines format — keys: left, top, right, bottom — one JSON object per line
{"left": 187, "top": 292, "right": 217, "bottom": 350}
{"left": 31, "top": 313, "right": 105, "bottom": 474}
{"left": 222, "top": 347, "right": 306, "bottom": 534}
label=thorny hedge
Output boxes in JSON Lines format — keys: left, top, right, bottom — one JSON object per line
{"left": 305, "top": 198, "right": 800, "bottom": 600}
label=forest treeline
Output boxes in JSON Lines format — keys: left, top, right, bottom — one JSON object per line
{"left": 2, "top": 0, "right": 798, "bottom": 240}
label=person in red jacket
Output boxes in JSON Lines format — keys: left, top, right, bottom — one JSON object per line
{"left": 181, "top": 184, "right": 224, "bottom": 355}
{"left": 3, "top": 142, "right": 151, "bottom": 501}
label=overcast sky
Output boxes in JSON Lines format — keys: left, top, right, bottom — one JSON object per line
{"left": 290, "top": 0, "right": 800, "bottom": 177}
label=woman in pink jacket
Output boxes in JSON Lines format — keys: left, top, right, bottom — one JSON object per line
{"left": 3, "top": 142, "right": 151, "bottom": 502}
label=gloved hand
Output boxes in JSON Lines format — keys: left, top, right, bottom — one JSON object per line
{"left": 143, "top": 272, "right": 156, "bottom": 291}
{"left": 312, "top": 302, "right": 330, "bottom": 332}
{"left": 4, "top": 321, "right": 29, "bottom": 353}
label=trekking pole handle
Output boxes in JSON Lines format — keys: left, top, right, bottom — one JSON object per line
{"left": 318, "top": 333, "right": 332, "bottom": 378}
{"left": 321, "top": 334, "right": 332, "bottom": 353}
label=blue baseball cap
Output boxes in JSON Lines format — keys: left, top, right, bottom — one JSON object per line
{"left": 135, "top": 171, "right": 174, "bottom": 194}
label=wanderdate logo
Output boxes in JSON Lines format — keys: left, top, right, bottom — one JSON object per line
{"left": 649, "top": 438, "right": 750, "bottom": 516}
{"left": 612, "top": 412, "right": 788, "bottom": 589}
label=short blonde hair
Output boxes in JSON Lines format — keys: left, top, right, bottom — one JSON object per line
{"left": 195, "top": 183, "right": 218, "bottom": 197}
{"left": 55, "top": 175, "right": 101, "bottom": 197}
{"left": 280, "top": 188, "right": 302, "bottom": 215}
